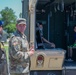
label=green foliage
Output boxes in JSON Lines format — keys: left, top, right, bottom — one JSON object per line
{"left": 5, "top": 23, "right": 16, "bottom": 33}
{"left": 0, "top": 7, "right": 17, "bottom": 33}
{"left": 19, "top": 13, "right": 22, "bottom": 18}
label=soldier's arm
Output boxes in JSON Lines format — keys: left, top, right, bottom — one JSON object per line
{"left": 9, "top": 37, "right": 29, "bottom": 60}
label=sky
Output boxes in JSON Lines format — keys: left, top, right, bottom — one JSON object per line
{"left": 0, "top": 0, "right": 22, "bottom": 18}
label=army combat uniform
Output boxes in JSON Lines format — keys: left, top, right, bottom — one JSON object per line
{"left": 9, "top": 31, "right": 30, "bottom": 75}
{"left": 0, "top": 30, "right": 8, "bottom": 75}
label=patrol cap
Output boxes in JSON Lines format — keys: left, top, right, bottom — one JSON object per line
{"left": 16, "top": 18, "right": 26, "bottom": 25}
{"left": 0, "top": 20, "right": 3, "bottom": 26}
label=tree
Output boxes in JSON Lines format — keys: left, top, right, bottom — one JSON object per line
{"left": 0, "top": 7, "right": 17, "bottom": 33}
{"left": 19, "top": 13, "right": 22, "bottom": 18}
{"left": 5, "top": 24, "right": 16, "bottom": 33}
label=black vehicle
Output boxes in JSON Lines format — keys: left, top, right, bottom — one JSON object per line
{"left": 22, "top": 0, "right": 76, "bottom": 75}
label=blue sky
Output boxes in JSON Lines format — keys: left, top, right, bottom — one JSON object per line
{"left": 0, "top": 0, "right": 22, "bottom": 18}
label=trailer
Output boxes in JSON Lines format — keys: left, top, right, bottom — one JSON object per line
{"left": 22, "top": 0, "right": 76, "bottom": 75}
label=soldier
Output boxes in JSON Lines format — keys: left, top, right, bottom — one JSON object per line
{"left": 9, "top": 18, "right": 34, "bottom": 75}
{"left": 0, "top": 20, "right": 8, "bottom": 75}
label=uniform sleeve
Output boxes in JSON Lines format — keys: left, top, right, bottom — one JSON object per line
{"left": 26, "top": 40, "right": 29, "bottom": 51}
{"left": 9, "top": 36, "right": 29, "bottom": 60}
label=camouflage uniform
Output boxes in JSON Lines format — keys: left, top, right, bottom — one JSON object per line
{"left": 0, "top": 30, "right": 8, "bottom": 75}
{"left": 9, "top": 31, "right": 30, "bottom": 75}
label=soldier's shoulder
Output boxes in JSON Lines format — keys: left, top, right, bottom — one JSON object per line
{"left": 10, "top": 32, "right": 21, "bottom": 42}
{"left": 9, "top": 32, "right": 17, "bottom": 41}
{"left": 9, "top": 36, "right": 19, "bottom": 45}
{"left": 10, "top": 31, "right": 17, "bottom": 38}
{"left": 10, "top": 33, "right": 15, "bottom": 39}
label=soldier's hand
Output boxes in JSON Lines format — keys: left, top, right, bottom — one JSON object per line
{"left": 28, "top": 45, "right": 35, "bottom": 56}
{"left": 28, "top": 50, "right": 34, "bottom": 56}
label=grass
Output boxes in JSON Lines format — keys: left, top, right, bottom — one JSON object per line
{"left": 4, "top": 45, "right": 9, "bottom": 61}
{"left": 4, "top": 45, "right": 8, "bottom": 50}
